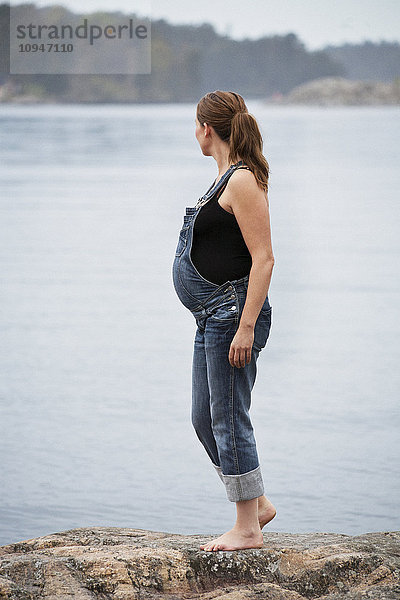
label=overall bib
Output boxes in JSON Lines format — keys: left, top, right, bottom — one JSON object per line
{"left": 172, "top": 161, "right": 272, "bottom": 502}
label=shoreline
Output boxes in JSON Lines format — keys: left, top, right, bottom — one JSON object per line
{"left": 1, "top": 77, "right": 400, "bottom": 106}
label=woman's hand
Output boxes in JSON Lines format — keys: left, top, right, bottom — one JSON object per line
{"left": 229, "top": 324, "right": 254, "bottom": 368}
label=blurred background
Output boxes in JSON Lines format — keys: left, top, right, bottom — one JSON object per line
{"left": 0, "top": 1, "right": 399, "bottom": 545}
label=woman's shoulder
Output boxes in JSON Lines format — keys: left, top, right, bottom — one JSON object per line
{"left": 228, "top": 165, "right": 261, "bottom": 191}
{"left": 226, "top": 165, "right": 269, "bottom": 206}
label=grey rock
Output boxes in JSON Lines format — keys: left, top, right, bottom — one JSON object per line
{"left": 268, "top": 77, "right": 400, "bottom": 105}
{"left": 0, "top": 528, "right": 399, "bottom": 599}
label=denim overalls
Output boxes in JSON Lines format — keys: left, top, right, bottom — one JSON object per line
{"left": 172, "top": 161, "right": 272, "bottom": 502}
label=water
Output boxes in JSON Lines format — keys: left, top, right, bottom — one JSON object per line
{"left": 0, "top": 102, "right": 399, "bottom": 546}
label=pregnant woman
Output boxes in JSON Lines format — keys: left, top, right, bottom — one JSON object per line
{"left": 172, "top": 90, "right": 276, "bottom": 551}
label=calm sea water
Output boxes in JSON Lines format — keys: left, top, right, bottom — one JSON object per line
{"left": 0, "top": 102, "right": 399, "bottom": 546}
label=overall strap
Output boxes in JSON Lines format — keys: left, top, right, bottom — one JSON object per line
{"left": 203, "top": 178, "right": 218, "bottom": 197}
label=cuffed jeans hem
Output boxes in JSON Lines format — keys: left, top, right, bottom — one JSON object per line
{"left": 212, "top": 462, "right": 224, "bottom": 483}
{"left": 213, "top": 463, "right": 264, "bottom": 502}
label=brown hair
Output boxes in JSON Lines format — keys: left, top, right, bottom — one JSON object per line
{"left": 196, "top": 90, "right": 269, "bottom": 193}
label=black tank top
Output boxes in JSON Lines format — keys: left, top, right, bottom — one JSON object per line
{"left": 191, "top": 165, "right": 252, "bottom": 285}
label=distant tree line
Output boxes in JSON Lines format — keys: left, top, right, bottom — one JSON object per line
{"left": 0, "top": 3, "right": 399, "bottom": 102}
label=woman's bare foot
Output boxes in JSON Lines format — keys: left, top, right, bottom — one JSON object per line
{"left": 258, "top": 495, "right": 276, "bottom": 529}
{"left": 200, "top": 526, "right": 263, "bottom": 552}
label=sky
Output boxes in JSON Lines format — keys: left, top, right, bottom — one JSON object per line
{"left": 9, "top": 0, "right": 400, "bottom": 50}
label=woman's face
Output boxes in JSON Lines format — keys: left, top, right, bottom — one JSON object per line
{"left": 195, "top": 115, "right": 210, "bottom": 156}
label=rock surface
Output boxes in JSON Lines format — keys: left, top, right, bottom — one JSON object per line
{"left": 268, "top": 77, "right": 400, "bottom": 105}
{"left": 0, "top": 528, "right": 399, "bottom": 599}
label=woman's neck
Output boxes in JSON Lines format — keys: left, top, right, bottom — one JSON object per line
{"left": 215, "top": 157, "right": 242, "bottom": 183}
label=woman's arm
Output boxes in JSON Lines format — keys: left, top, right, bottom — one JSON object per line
{"left": 222, "top": 169, "right": 275, "bottom": 368}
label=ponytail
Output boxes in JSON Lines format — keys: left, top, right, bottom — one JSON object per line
{"left": 229, "top": 112, "right": 269, "bottom": 193}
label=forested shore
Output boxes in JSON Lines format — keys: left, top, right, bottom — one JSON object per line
{"left": 0, "top": 3, "right": 399, "bottom": 104}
